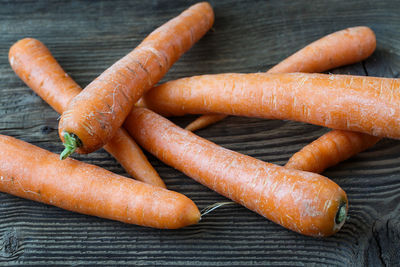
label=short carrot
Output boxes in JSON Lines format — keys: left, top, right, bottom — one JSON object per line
{"left": 0, "top": 134, "right": 199, "bottom": 229}
{"left": 140, "top": 73, "right": 400, "bottom": 140}
{"left": 185, "top": 26, "right": 376, "bottom": 131}
{"left": 9, "top": 38, "right": 166, "bottom": 188}
{"left": 124, "top": 107, "right": 348, "bottom": 237}
{"left": 58, "top": 2, "right": 214, "bottom": 158}
{"left": 285, "top": 130, "right": 381, "bottom": 173}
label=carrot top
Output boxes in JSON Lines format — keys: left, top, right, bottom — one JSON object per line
{"left": 60, "top": 132, "right": 81, "bottom": 160}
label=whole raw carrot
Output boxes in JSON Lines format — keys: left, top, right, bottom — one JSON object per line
{"left": 141, "top": 73, "right": 400, "bottom": 139}
{"left": 9, "top": 38, "right": 166, "bottom": 188}
{"left": 285, "top": 131, "right": 381, "bottom": 173}
{"left": 0, "top": 134, "right": 199, "bottom": 229}
{"left": 186, "top": 26, "right": 376, "bottom": 131}
{"left": 58, "top": 2, "right": 214, "bottom": 158}
{"left": 124, "top": 107, "right": 348, "bottom": 237}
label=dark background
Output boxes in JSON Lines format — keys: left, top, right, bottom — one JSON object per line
{"left": 1, "top": 0, "right": 399, "bottom": 265}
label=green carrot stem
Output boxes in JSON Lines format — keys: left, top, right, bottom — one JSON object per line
{"left": 60, "top": 132, "right": 81, "bottom": 160}
{"left": 335, "top": 202, "right": 347, "bottom": 225}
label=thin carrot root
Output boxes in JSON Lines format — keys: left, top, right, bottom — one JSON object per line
{"left": 285, "top": 130, "right": 381, "bottom": 173}
{"left": 200, "top": 201, "right": 236, "bottom": 217}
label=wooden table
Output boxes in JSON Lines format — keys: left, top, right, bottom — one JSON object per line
{"left": 1, "top": 0, "right": 399, "bottom": 265}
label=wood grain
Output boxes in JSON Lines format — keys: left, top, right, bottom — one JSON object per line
{"left": 0, "top": 0, "right": 399, "bottom": 265}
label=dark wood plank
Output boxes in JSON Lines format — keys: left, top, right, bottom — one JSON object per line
{"left": 0, "top": 0, "right": 399, "bottom": 265}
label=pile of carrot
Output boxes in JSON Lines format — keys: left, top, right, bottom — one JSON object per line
{"left": 2, "top": 1, "right": 394, "bottom": 237}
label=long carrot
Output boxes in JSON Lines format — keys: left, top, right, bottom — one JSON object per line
{"left": 140, "top": 73, "right": 400, "bottom": 139}
{"left": 124, "top": 107, "right": 348, "bottom": 237}
{"left": 0, "top": 134, "right": 199, "bottom": 229}
{"left": 9, "top": 38, "right": 166, "bottom": 188}
{"left": 285, "top": 131, "right": 381, "bottom": 173}
{"left": 58, "top": 2, "right": 214, "bottom": 158}
{"left": 185, "top": 26, "right": 376, "bottom": 131}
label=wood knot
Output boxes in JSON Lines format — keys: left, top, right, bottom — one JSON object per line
{"left": 362, "top": 218, "right": 400, "bottom": 267}
{"left": 40, "top": 125, "right": 53, "bottom": 134}
{"left": 0, "top": 229, "right": 21, "bottom": 259}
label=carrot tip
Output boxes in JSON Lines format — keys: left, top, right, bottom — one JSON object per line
{"left": 60, "top": 132, "right": 80, "bottom": 160}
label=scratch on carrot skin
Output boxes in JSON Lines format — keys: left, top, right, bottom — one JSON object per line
{"left": 0, "top": 176, "right": 41, "bottom": 197}
{"left": 81, "top": 121, "right": 94, "bottom": 136}
{"left": 323, "top": 199, "right": 333, "bottom": 214}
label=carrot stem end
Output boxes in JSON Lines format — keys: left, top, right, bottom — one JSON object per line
{"left": 335, "top": 202, "right": 347, "bottom": 225}
{"left": 60, "top": 132, "right": 80, "bottom": 160}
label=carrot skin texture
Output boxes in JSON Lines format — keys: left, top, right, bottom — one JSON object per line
{"left": 286, "top": 130, "right": 381, "bottom": 173}
{"left": 0, "top": 135, "right": 199, "bottom": 229}
{"left": 125, "top": 107, "right": 348, "bottom": 237}
{"left": 186, "top": 26, "right": 376, "bottom": 131}
{"left": 141, "top": 73, "right": 400, "bottom": 140}
{"left": 8, "top": 38, "right": 166, "bottom": 188}
{"left": 59, "top": 2, "right": 214, "bottom": 154}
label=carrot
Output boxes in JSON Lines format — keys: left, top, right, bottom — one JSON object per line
{"left": 140, "top": 73, "right": 400, "bottom": 139}
{"left": 9, "top": 38, "right": 166, "bottom": 188}
{"left": 285, "top": 130, "right": 381, "bottom": 173}
{"left": 58, "top": 2, "right": 214, "bottom": 158}
{"left": 185, "top": 26, "right": 376, "bottom": 131}
{"left": 124, "top": 107, "right": 348, "bottom": 237}
{"left": 268, "top": 26, "right": 376, "bottom": 73}
{"left": 185, "top": 114, "right": 226, "bottom": 132}
{"left": 0, "top": 134, "right": 199, "bottom": 229}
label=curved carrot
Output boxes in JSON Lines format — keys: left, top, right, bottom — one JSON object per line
{"left": 124, "top": 107, "right": 348, "bottom": 237}
{"left": 0, "top": 134, "right": 199, "bottom": 229}
{"left": 186, "top": 26, "right": 376, "bottom": 131}
{"left": 285, "top": 130, "right": 381, "bottom": 173}
{"left": 9, "top": 38, "right": 166, "bottom": 188}
{"left": 141, "top": 73, "right": 400, "bottom": 139}
{"left": 268, "top": 26, "right": 376, "bottom": 73}
{"left": 58, "top": 2, "right": 214, "bottom": 158}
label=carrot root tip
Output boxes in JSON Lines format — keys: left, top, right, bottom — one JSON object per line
{"left": 335, "top": 202, "right": 347, "bottom": 225}
{"left": 200, "top": 201, "right": 235, "bottom": 218}
{"left": 60, "top": 132, "right": 80, "bottom": 160}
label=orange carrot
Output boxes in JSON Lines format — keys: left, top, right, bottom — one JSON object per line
{"left": 58, "top": 2, "right": 214, "bottom": 158}
{"left": 9, "top": 38, "right": 166, "bottom": 188}
{"left": 0, "top": 134, "right": 199, "bottom": 229}
{"left": 285, "top": 130, "right": 381, "bottom": 173}
{"left": 140, "top": 73, "right": 400, "bottom": 139}
{"left": 124, "top": 107, "right": 348, "bottom": 237}
{"left": 186, "top": 26, "right": 376, "bottom": 131}
{"left": 268, "top": 26, "right": 376, "bottom": 73}
{"left": 185, "top": 114, "right": 226, "bottom": 132}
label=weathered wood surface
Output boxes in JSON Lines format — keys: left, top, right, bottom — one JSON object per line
{"left": 0, "top": 0, "right": 400, "bottom": 265}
